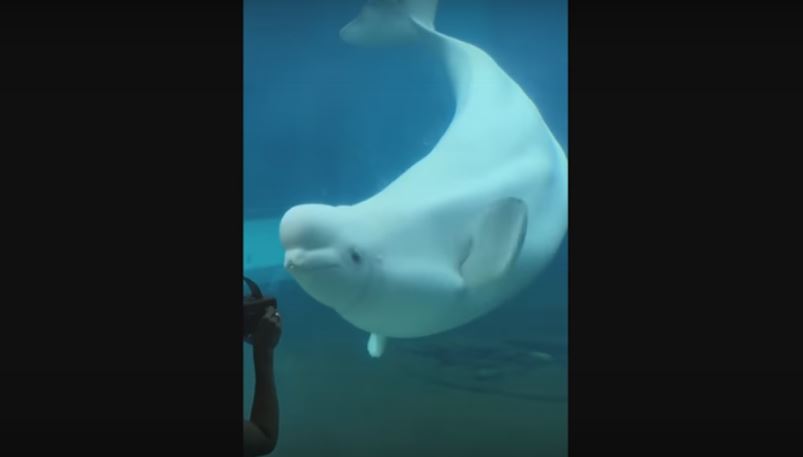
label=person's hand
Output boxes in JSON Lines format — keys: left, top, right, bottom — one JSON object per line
{"left": 252, "top": 305, "right": 282, "bottom": 351}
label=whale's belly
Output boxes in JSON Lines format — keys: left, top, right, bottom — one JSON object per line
{"left": 341, "top": 125, "right": 567, "bottom": 338}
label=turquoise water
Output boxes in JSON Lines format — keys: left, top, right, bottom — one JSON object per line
{"left": 244, "top": 1, "right": 567, "bottom": 455}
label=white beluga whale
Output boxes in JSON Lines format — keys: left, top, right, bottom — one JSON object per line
{"left": 279, "top": 0, "right": 568, "bottom": 358}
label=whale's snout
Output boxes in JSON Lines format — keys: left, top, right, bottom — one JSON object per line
{"left": 283, "top": 249, "right": 303, "bottom": 273}
{"left": 279, "top": 203, "right": 341, "bottom": 252}
{"left": 283, "top": 248, "right": 341, "bottom": 274}
{"left": 283, "top": 253, "right": 296, "bottom": 272}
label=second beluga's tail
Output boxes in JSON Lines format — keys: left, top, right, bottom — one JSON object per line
{"left": 340, "top": 0, "right": 438, "bottom": 46}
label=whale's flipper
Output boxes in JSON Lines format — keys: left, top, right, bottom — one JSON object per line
{"left": 460, "top": 198, "right": 528, "bottom": 288}
{"left": 367, "top": 333, "right": 387, "bottom": 358}
{"left": 340, "top": 0, "right": 438, "bottom": 46}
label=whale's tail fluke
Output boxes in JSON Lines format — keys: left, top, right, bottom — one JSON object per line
{"left": 340, "top": 0, "right": 438, "bottom": 47}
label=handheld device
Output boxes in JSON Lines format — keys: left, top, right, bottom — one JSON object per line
{"left": 243, "top": 276, "right": 277, "bottom": 340}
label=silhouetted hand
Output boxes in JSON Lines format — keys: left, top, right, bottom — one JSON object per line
{"left": 253, "top": 305, "right": 282, "bottom": 351}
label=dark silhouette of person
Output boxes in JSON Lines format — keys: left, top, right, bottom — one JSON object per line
{"left": 243, "top": 277, "right": 281, "bottom": 456}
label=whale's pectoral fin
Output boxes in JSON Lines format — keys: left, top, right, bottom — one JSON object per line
{"left": 459, "top": 197, "right": 528, "bottom": 288}
{"left": 367, "top": 333, "right": 387, "bottom": 358}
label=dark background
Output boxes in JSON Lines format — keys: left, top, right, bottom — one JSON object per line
{"left": 1, "top": 0, "right": 801, "bottom": 454}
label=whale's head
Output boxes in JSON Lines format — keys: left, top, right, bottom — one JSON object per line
{"left": 279, "top": 203, "right": 378, "bottom": 312}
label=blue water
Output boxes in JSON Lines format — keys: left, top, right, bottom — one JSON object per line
{"left": 244, "top": 1, "right": 567, "bottom": 455}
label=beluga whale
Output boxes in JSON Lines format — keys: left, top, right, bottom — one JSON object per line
{"left": 279, "top": 0, "right": 568, "bottom": 358}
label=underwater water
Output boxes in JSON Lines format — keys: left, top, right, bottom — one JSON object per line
{"left": 244, "top": 0, "right": 567, "bottom": 456}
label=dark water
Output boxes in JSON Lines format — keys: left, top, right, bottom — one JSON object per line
{"left": 244, "top": 1, "right": 567, "bottom": 455}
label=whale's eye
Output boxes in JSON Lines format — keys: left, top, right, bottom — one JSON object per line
{"left": 350, "top": 249, "right": 362, "bottom": 265}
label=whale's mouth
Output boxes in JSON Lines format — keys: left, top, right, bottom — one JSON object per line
{"left": 283, "top": 248, "right": 341, "bottom": 274}
{"left": 285, "top": 262, "right": 340, "bottom": 274}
